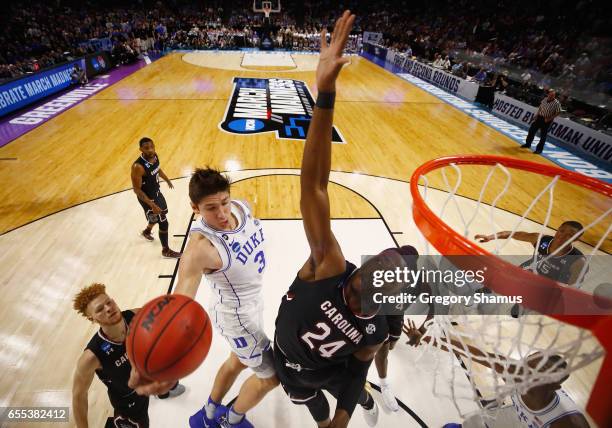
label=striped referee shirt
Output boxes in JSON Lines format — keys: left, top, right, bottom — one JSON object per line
{"left": 537, "top": 97, "right": 562, "bottom": 120}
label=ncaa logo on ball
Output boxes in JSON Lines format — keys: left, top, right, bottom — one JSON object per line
{"left": 141, "top": 296, "right": 175, "bottom": 332}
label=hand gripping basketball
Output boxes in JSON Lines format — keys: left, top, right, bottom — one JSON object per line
{"left": 126, "top": 294, "right": 213, "bottom": 395}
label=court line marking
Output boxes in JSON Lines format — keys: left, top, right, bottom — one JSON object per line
{"left": 369, "top": 382, "right": 429, "bottom": 427}
{"left": 4, "top": 168, "right": 605, "bottom": 257}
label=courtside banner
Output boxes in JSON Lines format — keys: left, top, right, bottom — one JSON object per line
{"left": 0, "top": 59, "right": 86, "bottom": 117}
{"left": 493, "top": 93, "right": 612, "bottom": 163}
{"left": 219, "top": 77, "right": 345, "bottom": 143}
{"left": 401, "top": 58, "right": 479, "bottom": 101}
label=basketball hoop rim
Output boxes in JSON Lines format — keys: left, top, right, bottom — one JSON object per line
{"left": 409, "top": 155, "right": 612, "bottom": 321}
{"left": 410, "top": 155, "right": 612, "bottom": 427}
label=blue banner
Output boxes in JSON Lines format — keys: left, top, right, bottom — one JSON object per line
{"left": 80, "top": 37, "right": 113, "bottom": 53}
{"left": 0, "top": 59, "right": 86, "bottom": 117}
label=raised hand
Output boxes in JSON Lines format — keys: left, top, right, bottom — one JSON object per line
{"left": 402, "top": 319, "right": 423, "bottom": 347}
{"left": 316, "top": 10, "right": 356, "bottom": 93}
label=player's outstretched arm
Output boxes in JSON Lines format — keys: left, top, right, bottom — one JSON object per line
{"left": 174, "top": 235, "right": 217, "bottom": 299}
{"left": 403, "top": 321, "right": 521, "bottom": 376}
{"left": 300, "top": 10, "right": 355, "bottom": 279}
{"left": 475, "top": 231, "right": 539, "bottom": 245}
{"left": 72, "top": 350, "right": 99, "bottom": 428}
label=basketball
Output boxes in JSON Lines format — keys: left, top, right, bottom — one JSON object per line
{"left": 126, "top": 294, "right": 212, "bottom": 382}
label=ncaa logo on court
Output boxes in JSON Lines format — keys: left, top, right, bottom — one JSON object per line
{"left": 219, "top": 77, "right": 345, "bottom": 144}
{"left": 227, "top": 118, "right": 265, "bottom": 132}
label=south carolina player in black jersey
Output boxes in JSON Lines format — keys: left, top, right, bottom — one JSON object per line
{"left": 130, "top": 137, "right": 181, "bottom": 258}
{"left": 475, "top": 221, "right": 587, "bottom": 286}
{"left": 273, "top": 11, "right": 411, "bottom": 428}
{"left": 72, "top": 283, "right": 185, "bottom": 428}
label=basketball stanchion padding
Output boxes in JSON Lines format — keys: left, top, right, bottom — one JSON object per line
{"left": 127, "top": 294, "right": 212, "bottom": 381}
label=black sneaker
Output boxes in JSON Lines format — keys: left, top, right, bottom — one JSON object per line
{"left": 140, "top": 230, "right": 154, "bottom": 241}
{"left": 162, "top": 248, "right": 182, "bottom": 259}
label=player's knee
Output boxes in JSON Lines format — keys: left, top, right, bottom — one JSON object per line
{"left": 227, "top": 353, "right": 247, "bottom": 373}
{"left": 258, "top": 373, "right": 279, "bottom": 391}
{"left": 375, "top": 343, "right": 390, "bottom": 360}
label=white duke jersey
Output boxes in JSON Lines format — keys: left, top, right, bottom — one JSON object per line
{"left": 510, "top": 389, "right": 582, "bottom": 428}
{"left": 190, "top": 200, "right": 266, "bottom": 309}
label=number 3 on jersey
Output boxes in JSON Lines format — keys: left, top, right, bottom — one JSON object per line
{"left": 254, "top": 250, "right": 265, "bottom": 273}
{"left": 301, "top": 322, "right": 346, "bottom": 358}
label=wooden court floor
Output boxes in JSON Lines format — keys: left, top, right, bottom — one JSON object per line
{"left": 0, "top": 53, "right": 609, "bottom": 427}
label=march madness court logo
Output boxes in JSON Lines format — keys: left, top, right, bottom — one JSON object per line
{"left": 219, "top": 77, "right": 345, "bottom": 143}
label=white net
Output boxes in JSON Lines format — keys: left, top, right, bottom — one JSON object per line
{"left": 411, "top": 159, "right": 611, "bottom": 424}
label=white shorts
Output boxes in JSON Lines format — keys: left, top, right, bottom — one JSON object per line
{"left": 210, "top": 300, "right": 275, "bottom": 379}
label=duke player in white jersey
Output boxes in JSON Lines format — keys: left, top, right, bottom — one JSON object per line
{"left": 403, "top": 321, "right": 590, "bottom": 428}
{"left": 129, "top": 168, "right": 278, "bottom": 428}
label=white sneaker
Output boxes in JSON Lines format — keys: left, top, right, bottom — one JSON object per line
{"left": 381, "top": 385, "right": 399, "bottom": 412}
{"left": 362, "top": 398, "right": 379, "bottom": 427}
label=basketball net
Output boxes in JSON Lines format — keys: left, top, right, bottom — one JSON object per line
{"left": 410, "top": 156, "right": 611, "bottom": 427}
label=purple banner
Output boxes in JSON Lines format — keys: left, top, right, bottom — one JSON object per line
{"left": 0, "top": 60, "right": 149, "bottom": 148}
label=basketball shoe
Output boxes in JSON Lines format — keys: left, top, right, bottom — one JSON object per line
{"left": 214, "top": 405, "right": 254, "bottom": 428}
{"left": 189, "top": 407, "right": 219, "bottom": 428}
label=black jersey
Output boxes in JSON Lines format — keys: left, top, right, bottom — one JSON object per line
{"left": 86, "top": 311, "right": 136, "bottom": 401}
{"left": 134, "top": 155, "right": 160, "bottom": 198}
{"left": 275, "top": 261, "right": 389, "bottom": 370}
{"left": 522, "top": 235, "right": 586, "bottom": 284}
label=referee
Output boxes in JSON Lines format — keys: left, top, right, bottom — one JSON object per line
{"left": 521, "top": 89, "right": 562, "bottom": 154}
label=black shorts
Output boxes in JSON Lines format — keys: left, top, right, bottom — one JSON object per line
{"left": 273, "top": 343, "right": 360, "bottom": 404}
{"left": 106, "top": 393, "right": 149, "bottom": 428}
{"left": 386, "top": 314, "right": 403, "bottom": 343}
{"left": 138, "top": 191, "right": 167, "bottom": 224}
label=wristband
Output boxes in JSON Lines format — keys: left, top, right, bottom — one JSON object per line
{"left": 315, "top": 92, "right": 336, "bottom": 109}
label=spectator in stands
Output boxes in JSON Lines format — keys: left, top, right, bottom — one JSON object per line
{"left": 493, "top": 72, "right": 509, "bottom": 93}
{"left": 473, "top": 68, "right": 488, "bottom": 83}
{"left": 451, "top": 61, "right": 466, "bottom": 78}
{"left": 404, "top": 45, "right": 413, "bottom": 58}
{"left": 521, "top": 89, "right": 562, "bottom": 154}
{"left": 432, "top": 53, "right": 444, "bottom": 68}
{"left": 441, "top": 55, "right": 451, "bottom": 71}
{"left": 70, "top": 64, "right": 88, "bottom": 86}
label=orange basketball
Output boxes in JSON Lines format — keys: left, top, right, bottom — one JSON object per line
{"left": 127, "top": 294, "right": 212, "bottom": 382}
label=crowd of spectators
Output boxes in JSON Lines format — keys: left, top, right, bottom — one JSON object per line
{"left": 0, "top": 0, "right": 609, "bottom": 128}
{"left": 350, "top": 0, "right": 610, "bottom": 129}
